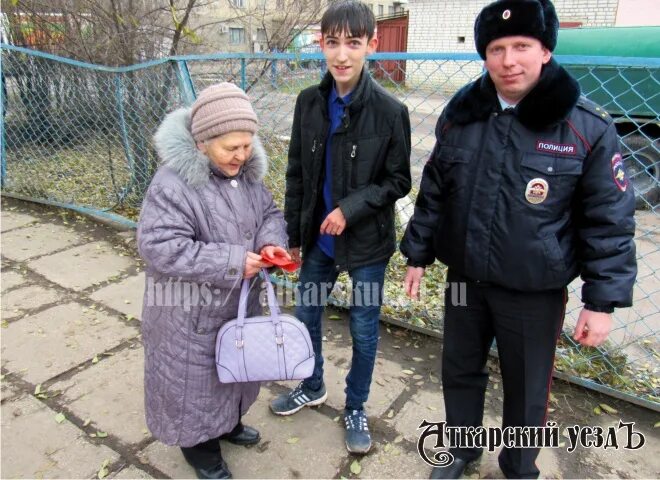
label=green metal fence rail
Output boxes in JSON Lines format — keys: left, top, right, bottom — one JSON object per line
{"left": 1, "top": 44, "right": 658, "bottom": 411}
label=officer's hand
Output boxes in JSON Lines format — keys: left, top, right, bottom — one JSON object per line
{"left": 573, "top": 308, "right": 612, "bottom": 347}
{"left": 404, "top": 266, "right": 425, "bottom": 300}
{"left": 320, "top": 208, "right": 346, "bottom": 236}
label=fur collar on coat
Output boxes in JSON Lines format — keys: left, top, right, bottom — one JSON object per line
{"left": 153, "top": 107, "right": 268, "bottom": 187}
{"left": 443, "top": 58, "right": 580, "bottom": 131}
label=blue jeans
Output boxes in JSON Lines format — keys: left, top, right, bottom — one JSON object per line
{"left": 297, "top": 244, "right": 387, "bottom": 411}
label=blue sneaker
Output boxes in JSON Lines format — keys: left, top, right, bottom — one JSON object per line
{"left": 270, "top": 381, "right": 327, "bottom": 416}
{"left": 344, "top": 409, "right": 372, "bottom": 453}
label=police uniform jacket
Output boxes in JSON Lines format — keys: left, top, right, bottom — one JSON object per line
{"left": 285, "top": 68, "right": 412, "bottom": 271}
{"left": 400, "top": 58, "right": 637, "bottom": 311}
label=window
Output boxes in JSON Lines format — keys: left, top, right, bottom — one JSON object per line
{"left": 457, "top": 36, "right": 465, "bottom": 44}
{"left": 378, "top": 4, "right": 383, "bottom": 15}
{"left": 257, "top": 28, "right": 267, "bottom": 42}
{"left": 388, "top": 5, "right": 394, "bottom": 14}
{"left": 230, "top": 28, "right": 245, "bottom": 44}
{"left": 231, "top": 0, "right": 245, "bottom": 7}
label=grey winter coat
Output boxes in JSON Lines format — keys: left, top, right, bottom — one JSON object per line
{"left": 137, "top": 107, "right": 287, "bottom": 447}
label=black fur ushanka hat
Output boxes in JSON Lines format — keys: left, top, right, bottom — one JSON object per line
{"left": 474, "top": 0, "right": 559, "bottom": 59}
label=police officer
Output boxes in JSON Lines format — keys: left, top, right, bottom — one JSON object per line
{"left": 400, "top": 0, "right": 637, "bottom": 478}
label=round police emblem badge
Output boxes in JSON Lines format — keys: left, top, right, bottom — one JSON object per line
{"left": 611, "top": 153, "right": 628, "bottom": 192}
{"left": 502, "top": 9, "right": 511, "bottom": 20}
{"left": 525, "top": 178, "right": 549, "bottom": 204}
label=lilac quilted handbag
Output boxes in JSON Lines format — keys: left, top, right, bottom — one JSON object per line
{"left": 215, "top": 270, "right": 315, "bottom": 383}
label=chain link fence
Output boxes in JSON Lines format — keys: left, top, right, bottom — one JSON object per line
{"left": 1, "top": 44, "right": 658, "bottom": 410}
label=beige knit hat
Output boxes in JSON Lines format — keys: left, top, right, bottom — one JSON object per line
{"left": 190, "top": 82, "right": 258, "bottom": 142}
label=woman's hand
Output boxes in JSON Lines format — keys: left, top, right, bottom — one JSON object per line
{"left": 261, "top": 245, "right": 291, "bottom": 261}
{"left": 244, "top": 251, "right": 271, "bottom": 279}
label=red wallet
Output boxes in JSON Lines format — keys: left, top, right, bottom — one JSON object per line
{"left": 260, "top": 249, "right": 300, "bottom": 272}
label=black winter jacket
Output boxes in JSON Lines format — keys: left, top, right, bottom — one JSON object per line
{"left": 285, "top": 68, "right": 412, "bottom": 271}
{"left": 400, "top": 59, "right": 637, "bottom": 310}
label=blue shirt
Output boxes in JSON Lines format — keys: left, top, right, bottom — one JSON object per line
{"left": 317, "top": 85, "right": 353, "bottom": 259}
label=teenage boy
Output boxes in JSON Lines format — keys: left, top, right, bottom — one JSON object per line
{"left": 271, "top": 0, "right": 412, "bottom": 454}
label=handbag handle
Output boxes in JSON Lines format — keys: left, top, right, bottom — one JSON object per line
{"left": 235, "top": 268, "right": 282, "bottom": 336}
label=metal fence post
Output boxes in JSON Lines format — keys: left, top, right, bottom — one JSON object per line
{"left": 175, "top": 59, "right": 196, "bottom": 105}
{"left": 241, "top": 57, "right": 247, "bottom": 91}
{"left": 1, "top": 47, "right": 6, "bottom": 188}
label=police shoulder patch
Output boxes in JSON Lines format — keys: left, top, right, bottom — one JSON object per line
{"left": 611, "top": 153, "right": 628, "bottom": 192}
{"left": 576, "top": 97, "right": 611, "bottom": 124}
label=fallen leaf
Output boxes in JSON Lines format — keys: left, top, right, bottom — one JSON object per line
{"left": 287, "top": 436, "right": 299, "bottom": 444}
{"left": 55, "top": 412, "right": 66, "bottom": 424}
{"left": 96, "top": 431, "right": 108, "bottom": 438}
{"left": 401, "top": 369, "right": 414, "bottom": 375}
{"left": 387, "top": 410, "right": 394, "bottom": 418}
{"left": 126, "top": 315, "right": 135, "bottom": 321}
{"left": 384, "top": 443, "right": 393, "bottom": 453}
{"left": 412, "top": 357, "right": 424, "bottom": 362}
{"left": 350, "top": 459, "right": 362, "bottom": 475}
{"left": 599, "top": 403, "right": 618, "bottom": 415}
{"left": 83, "top": 419, "right": 91, "bottom": 427}
{"left": 394, "top": 435, "right": 403, "bottom": 443}
{"left": 593, "top": 406, "right": 602, "bottom": 415}
{"left": 653, "top": 421, "right": 660, "bottom": 428}
{"left": 34, "top": 384, "right": 42, "bottom": 395}
{"left": 429, "top": 374, "right": 439, "bottom": 384}
{"left": 98, "top": 459, "right": 110, "bottom": 479}
{"left": 328, "top": 315, "right": 341, "bottom": 320}
{"left": 92, "top": 355, "right": 99, "bottom": 364}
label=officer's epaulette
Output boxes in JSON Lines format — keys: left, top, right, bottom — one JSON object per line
{"left": 576, "top": 96, "right": 612, "bottom": 124}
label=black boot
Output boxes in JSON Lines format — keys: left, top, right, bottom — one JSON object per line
{"left": 181, "top": 437, "right": 232, "bottom": 479}
{"left": 220, "top": 421, "right": 260, "bottom": 446}
{"left": 430, "top": 458, "right": 470, "bottom": 479}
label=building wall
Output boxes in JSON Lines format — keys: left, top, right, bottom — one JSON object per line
{"left": 406, "top": 0, "right": 619, "bottom": 91}
{"left": 615, "top": 0, "right": 660, "bottom": 26}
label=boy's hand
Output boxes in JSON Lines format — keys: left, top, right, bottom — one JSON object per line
{"left": 320, "top": 208, "right": 346, "bottom": 236}
{"left": 404, "top": 266, "right": 425, "bottom": 300}
{"left": 244, "top": 252, "right": 271, "bottom": 279}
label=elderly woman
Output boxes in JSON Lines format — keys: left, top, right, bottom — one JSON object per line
{"left": 137, "top": 83, "right": 289, "bottom": 479}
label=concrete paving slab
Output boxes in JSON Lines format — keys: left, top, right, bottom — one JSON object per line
{"left": 1, "top": 302, "right": 138, "bottom": 384}
{"left": 0, "top": 395, "right": 120, "bottom": 479}
{"left": 224, "top": 388, "right": 346, "bottom": 479}
{"left": 137, "top": 441, "right": 197, "bottom": 480}
{"left": 1, "top": 223, "right": 81, "bottom": 261}
{"left": 1, "top": 270, "right": 28, "bottom": 291}
{"left": 111, "top": 465, "right": 153, "bottom": 479}
{"left": 51, "top": 347, "right": 147, "bottom": 446}
{"left": 1, "top": 210, "right": 39, "bottom": 232}
{"left": 358, "top": 445, "right": 431, "bottom": 479}
{"left": 322, "top": 340, "right": 408, "bottom": 417}
{"left": 390, "top": 387, "right": 443, "bottom": 443}
{"left": 1, "top": 380, "right": 21, "bottom": 402}
{"left": 1, "top": 284, "right": 60, "bottom": 320}
{"left": 90, "top": 273, "right": 145, "bottom": 320}
{"left": 28, "top": 241, "right": 133, "bottom": 291}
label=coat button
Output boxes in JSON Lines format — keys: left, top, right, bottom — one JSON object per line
{"left": 229, "top": 268, "right": 237, "bottom": 275}
{"left": 547, "top": 166, "right": 554, "bottom": 172}
{"left": 246, "top": 232, "right": 253, "bottom": 240}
